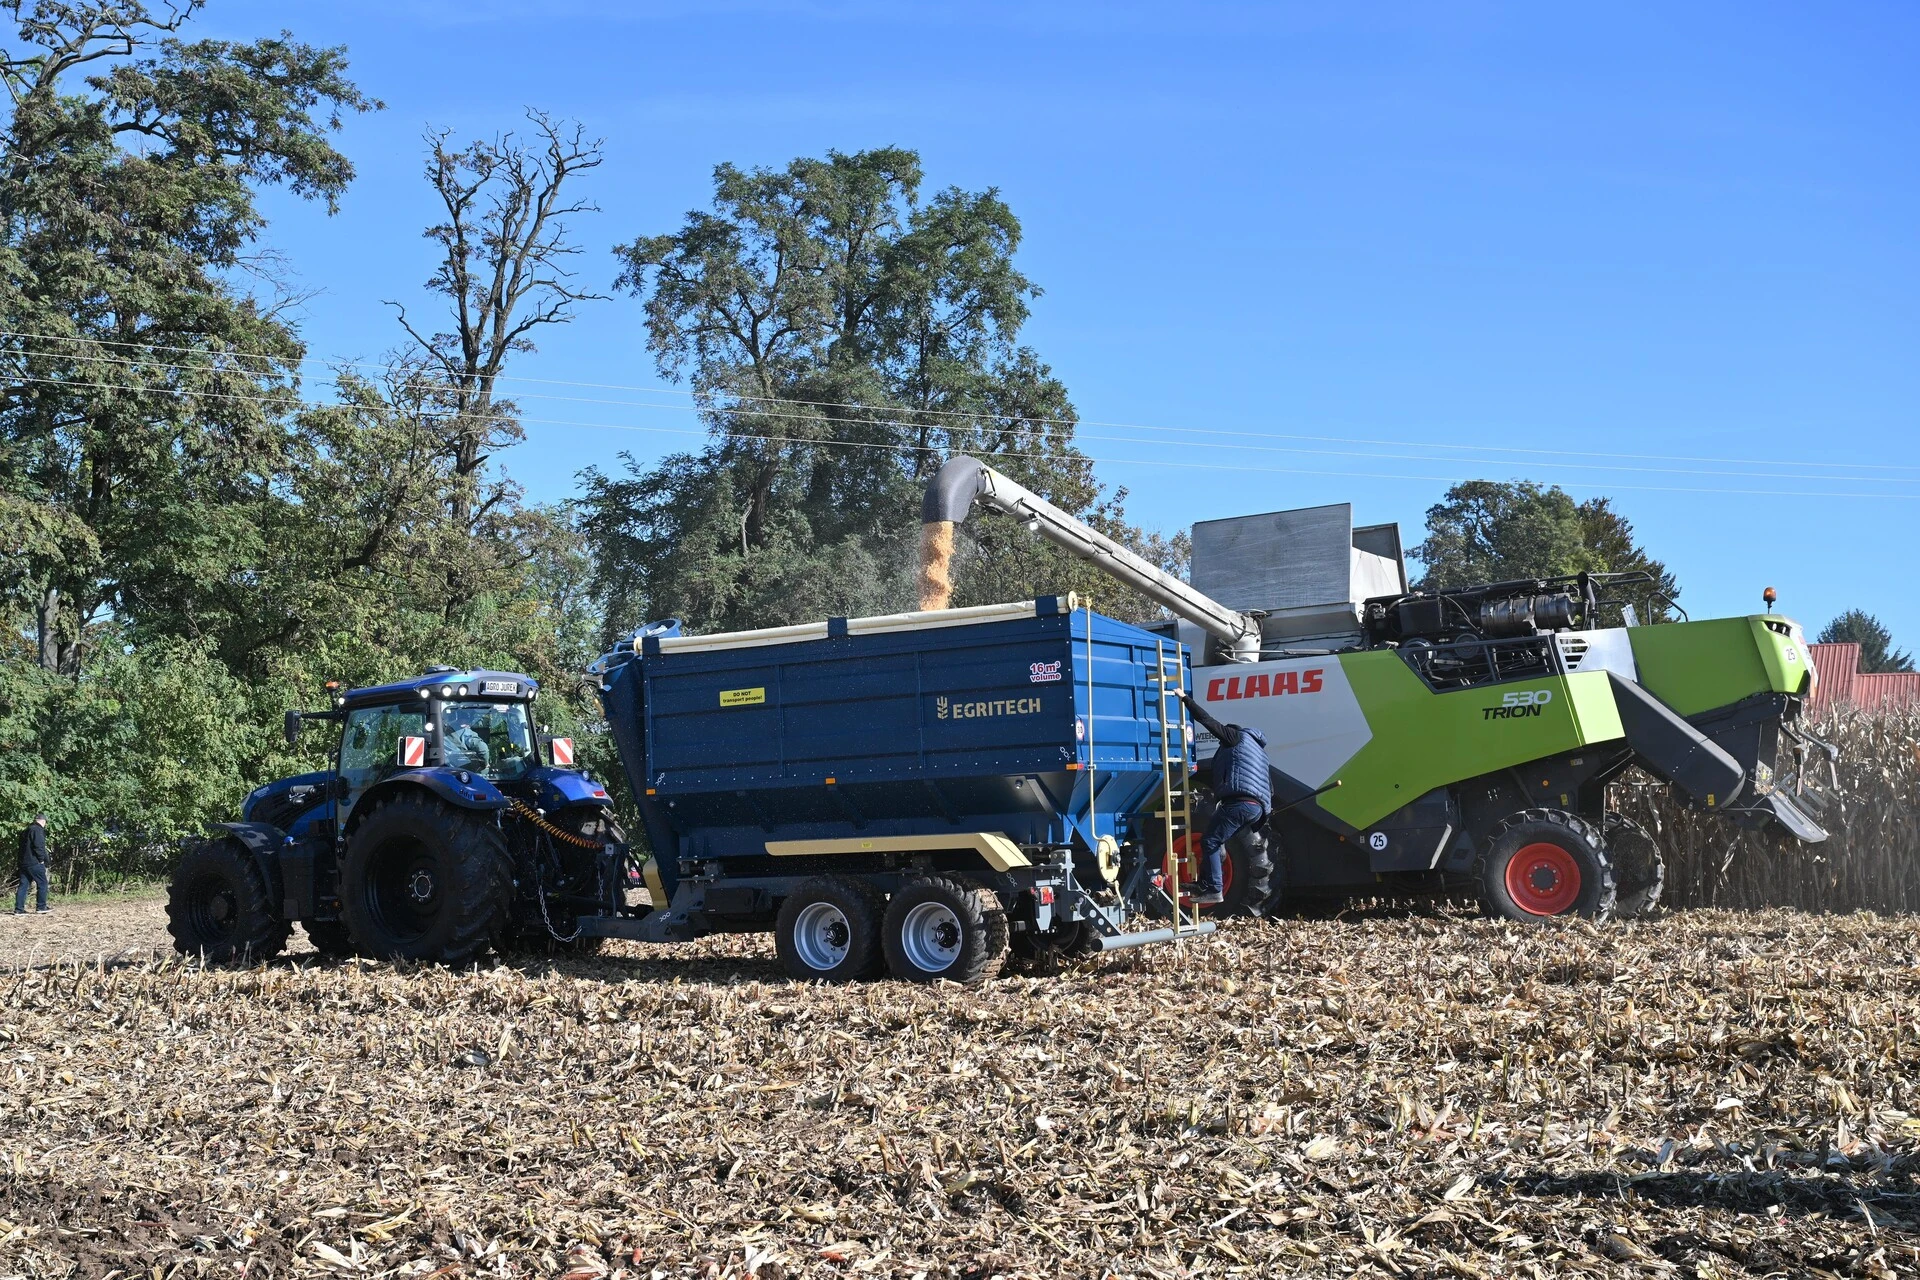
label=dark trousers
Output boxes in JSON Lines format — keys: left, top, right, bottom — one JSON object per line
{"left": 1198, "top": 798, "right": 1265, "bottom": 893}
{"left": 15, "top": 861, "right": 48, "bottom": 912}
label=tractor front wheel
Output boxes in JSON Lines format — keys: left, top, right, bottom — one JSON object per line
{"left": 1480, "top": 809, "right": 1616, "bottom": 923}
{"left": 166, "top": 839, "right": 290, "bottom": 964}
{"left": 340, "top": 793, "right": 513, "bottom": 963}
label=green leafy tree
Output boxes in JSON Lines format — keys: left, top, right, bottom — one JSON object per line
{"left": 587, "top": 147, "right": 1177, "bottom": 637}
{"left": 1414, "top": 480, "right": 1679, "bottom": 623}
{"left": 1818, "top": 610, "right": 1914, "bottom": 674}
{"left": 0, "top": 1, "right": 377, "bottom": 672}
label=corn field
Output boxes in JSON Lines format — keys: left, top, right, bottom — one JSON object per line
{"left": 1620, "top": 706, "right": 1920, "bottom": 913}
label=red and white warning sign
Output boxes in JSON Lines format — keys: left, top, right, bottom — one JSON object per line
{"left": 397, "top": 736, "right": 426, "bottom": 767}
{"left": 550, "top": 737, "right": 576, "bottom": 767}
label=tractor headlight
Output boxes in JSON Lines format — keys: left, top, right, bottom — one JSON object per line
{"left": 458, "top": 684, "right": 469, "bottom": 697}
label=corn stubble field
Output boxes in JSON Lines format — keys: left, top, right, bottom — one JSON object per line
{"left": 1, "top": 907, "right": 1917, "bottom": 1279}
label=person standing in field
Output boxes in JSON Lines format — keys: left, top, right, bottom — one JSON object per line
{"left": 15, "top": 815, "right": 51, "bottom": 915}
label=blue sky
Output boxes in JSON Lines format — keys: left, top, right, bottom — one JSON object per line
{"left": 214, "top": 2, "right": 1917, "bottom": 645}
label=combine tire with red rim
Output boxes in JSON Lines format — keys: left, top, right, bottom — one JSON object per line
{"left": 1479, "top": 808, "right": 1616, "bottom": 923}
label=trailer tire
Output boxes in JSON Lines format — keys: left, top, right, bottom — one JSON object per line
{"left": 1604, "top": 813, "right": 1666, "bottom": 918}
{"left": 774, "top": 876, "right": 884, "bottom": 982}
{"left": 167, "top": 838, "right": 291, "bottom": 964}
{"left": 1479, "top": 809, "right": 1616, "bottom": 923}
{"left": 340, "top": 792, "right": 514, "bottom": 964}
{"left": 301, "top": 920, "right": 356, "bottom": 958}
{"left": 882, "top": 876, "right": 1008, "bottom": 985}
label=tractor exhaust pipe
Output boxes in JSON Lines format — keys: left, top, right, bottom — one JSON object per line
{"left": 919, "top": 455, "right": 1262, "bottom": 660}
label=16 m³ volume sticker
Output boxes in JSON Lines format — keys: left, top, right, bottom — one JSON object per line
{"left": 719, "top": 687, "right": 766, "bottom": 707}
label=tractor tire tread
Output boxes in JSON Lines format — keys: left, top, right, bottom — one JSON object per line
{"left": 340, "top": 792, "right": 514, "bottom": 965}
{"left": 166, "top": 838, "right": 290, "bottom": 964}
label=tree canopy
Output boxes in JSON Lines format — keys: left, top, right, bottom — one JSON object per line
{"left": 583, "top": 147, "right": 1181, "bottom": 640}
{"left": 1818, "top": 610, "right": 1914, "bottom": 674}
{"left": 1414, "top": 479, "right": 1679, "bottom": 623}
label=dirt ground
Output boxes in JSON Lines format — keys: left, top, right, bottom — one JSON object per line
{"left": 0, "top": 900, "right": 1916, "bottom": 1279}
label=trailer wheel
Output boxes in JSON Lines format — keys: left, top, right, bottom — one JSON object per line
{"left": 166, "top": 839, "right": 291, "bottom": 964}
{"left": 1604, "top": 813, "right": 1666, "bottom": 918}
{"left": 301, "top": 920, "right": 356, "bottom": 958}
{"left": 882, "top": 877, "right": 1008, "bottom": 985}
{"left": 774, "top": 876, "right": 884, "bottom": 982}
{"left": 1480, "top": 809, "right": 1615, "bottom": 923}
{"left": 340, "top": 792, "right": 514, "bottom": 964}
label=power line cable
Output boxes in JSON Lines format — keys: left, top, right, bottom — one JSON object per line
{"left": 10, "top": 367, "right": 1916, "bottom": 501}
{"left": 4, "top": 326, "right": 1914, "bottom": 477}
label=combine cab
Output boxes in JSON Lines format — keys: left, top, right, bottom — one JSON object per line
{"left": 166, "top": 668, "right": 626, "bottom": 963}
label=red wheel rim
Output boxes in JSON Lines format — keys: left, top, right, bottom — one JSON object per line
{"left": 1505, "top": 842, "right": 1581, "bottom": 915}
{"left": 1170, "top": 834, "right": 1233, "bottom": 911}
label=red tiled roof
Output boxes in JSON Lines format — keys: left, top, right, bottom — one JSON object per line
{"left": 1810, "top": 642, "right": 1920, "bottom": 715}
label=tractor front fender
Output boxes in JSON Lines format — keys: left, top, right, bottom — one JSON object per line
{"left": 208, "top": 822, "right": 291, "bottom": 920}
{"left": 528, "top": 765, "right": 612, "bottom": 809}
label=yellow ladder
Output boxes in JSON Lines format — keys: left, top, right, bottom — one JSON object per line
{"left": 1151, "top": 639, "right": 1199, "bottom": 934}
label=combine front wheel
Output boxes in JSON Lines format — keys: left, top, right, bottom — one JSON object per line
{"left": 1479, "top": 809, "right": 1616, "bottom": 923}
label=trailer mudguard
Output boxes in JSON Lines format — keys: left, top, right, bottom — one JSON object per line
{"left": 1608, "top": 674, "right": 1745, "bottom": 809}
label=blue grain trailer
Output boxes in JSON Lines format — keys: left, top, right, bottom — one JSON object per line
{"left": 583, "top": 595, "right": 1212, "bottom": 982}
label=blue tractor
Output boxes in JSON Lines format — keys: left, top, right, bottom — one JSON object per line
{"left": 165, "top": 667, "right": 629, "bottom": 963}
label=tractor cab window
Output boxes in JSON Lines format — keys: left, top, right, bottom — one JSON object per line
{"left": 339, "top": 706, "right": 428, "bottom": 791}
{"left": 440, "top": 702, "right": 536, "bottom": 782}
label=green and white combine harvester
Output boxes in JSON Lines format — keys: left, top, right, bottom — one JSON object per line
{"left": 924, "top": 457, "right": 1836, "bottom": 921}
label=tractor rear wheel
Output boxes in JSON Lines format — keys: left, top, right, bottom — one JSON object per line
{"left": 340, "top": 792, "right": 513, "bottom": 963}
{"left": 166, "top": 839, "right": 290, "bottom": 964}
{"left": 1479, "top": 809, "right": 1616, "bottom": 923}
{"left": 774, "top": 875, "right": 884, "bottom": 981}
{"left": 882, "top": 876, "right": 1008, "bottom": 985}
{"left": 1605, "top": 813, "right": 1666, "bottom": 918}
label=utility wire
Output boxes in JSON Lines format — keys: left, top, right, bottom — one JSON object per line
{"left": 8, "top": 367, "right": 1916, "bottom": 501}
{"left": 3, "top": 326, "right": 1914, "bottom": 477}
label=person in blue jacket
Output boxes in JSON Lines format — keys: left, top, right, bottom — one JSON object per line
{"left": 1179, "top": 692, "right": 1272, "bottom": 907}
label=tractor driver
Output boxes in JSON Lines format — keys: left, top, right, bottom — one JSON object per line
{"left": 1178, "top": 690, "right": 1273, "bottom": 909}
{"left": 442, "top": 711, "right": 494, "bottom": 773}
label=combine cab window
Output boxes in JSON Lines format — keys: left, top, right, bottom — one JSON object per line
{"left": 339, "top": 706, "right": 428, "bottom": 791}
{"left": 441, "top": 702, "right": 537, "bottom": 782}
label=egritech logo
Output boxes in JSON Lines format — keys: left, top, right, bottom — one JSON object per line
{"left": 937, "top": 695, "right": 1043, "bottom": 720}
{"left": 1205, "top": 669, "right": 1324, "bottom": 701}
{"left": 1484, "top": 689, "right": 1554, "bottom": 721}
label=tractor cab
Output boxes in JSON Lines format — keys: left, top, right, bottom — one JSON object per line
{"left": 269, "top": 668, "right": 606, "bottom": 837}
